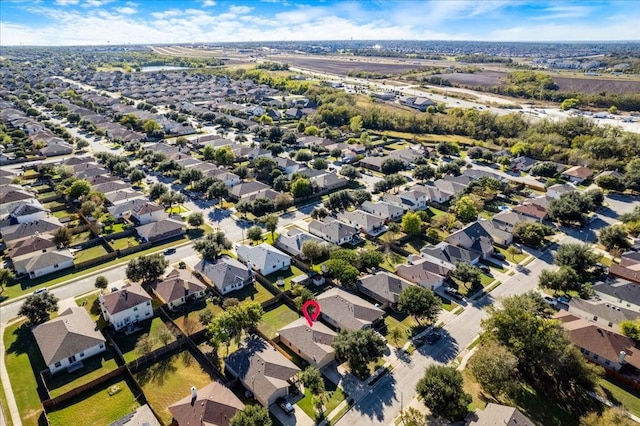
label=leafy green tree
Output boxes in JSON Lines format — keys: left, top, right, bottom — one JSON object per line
{"left": 128, "top": 168, "right": 146, "bottom": 184}
{"left": 19, "top": 292, "right": 59, "bottom": 324}
{"left": 324, "top": 259, "right": 359, "bottom": 288}
{"left": 291, "top": 177, "right": 312, "bottom": 198}
{"left": 312, "top": 158, "right": 328, "bottom": 170}
{"left": 194, "top": 232, "right": 232, "bottom": 260}
{"left": 530, "top": 161, "right": 559, "bottom": 177}
{"left": 230, "top": 405, "right": 272, "bottom": 426}
{"left": 187, "top": 212, "right": 205, "bottom": 229}
{"left": 620, "top": 318, "right": 640, "bottom": 345}
{"left": 599, "top": 224, "right": 631, "bottom": 251}
{"left": 67, "top": 179, "right": 91, "bottom": 199}
{"left": 399, "top": 407, "right": 428, "bottom": 426}
{"left": 264, "top": 214, "right": 278, "bottom": 241}
{"left": 149, "top": 183, "right": 168, "bottom": 201}
{"left": 52, "top": 227, "right": 72, "bottom": 247}
{"left": 349, "top": 115, "right": 363, "bottom": 134}
{"left": 513, "top": 222, "right": 553, "bottom": 248}
{"left": 291, "top": 284, "right": 315, "bottom": 309}
{"left": 94, "top": 275, "right": 108, "bottom": 290}
{"left": 560, "top": 98, "right": 579, "bottom": 110}
{"left": 301, "top": 366, "right": 325, "bottom": 394}
{"left": 202, "top": 144, "right": 215, "bottom": 161}
{"left": 454, "top": 196, "right": 478, "bottom": 223}
{"left": 301, "top": 240, "right": 328, "bottom": 265}
{"left": 468, "top": 341, "right": 518, "bottom": 397}
{"left": 103, "top": 214, "right": 116, "bottom": 231}
{"left": 402, "top": 211, "right": 422, "bottom": 236}
{"left": 208, "top": 302, "right": 264, "bottom": 350}
{"left": 247, "top": 226, "right": 263, "bottom": 243}
{"left": 333, "top": 329, "right": 386, "bottom": 379}
{"left": 581, "top": 407, "right": 636, "bottom": 426}
{"left": 554, "top": 243, "right": 598, "bottom": 281}
{"left": 398, "top": 286, "right": 440, "bottom": 325}
{"left": 214, "top": 146, "right": 235, "bottom": 165}
{"left": 339, "top": 165, "right": 360, "bottom": 181}
{"left": 413, "top": 164, "right": 435, "bottom": 182}
{"left": 381, "top": 158, "right": 406, "bottom": 174}
{"left": 596, "top": 174, "right": 623, "bottom": 191}
{"left": 416, "top": 366, "right": 471, "bottom": 422}
{"left": 0, "top": 269, "right": 16, "bottom": 295}
{"left": 125, "top": 253, "right": 168, "bottom": 282}
{"left": 451, "top": 262, "right": 482, "bottom": 289}
{"left": 358, "top": 249, "right": 384, "bottom": 270}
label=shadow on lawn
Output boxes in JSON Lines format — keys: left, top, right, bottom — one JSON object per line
{"left": 6, "top": 324, "right": 49, "bottom": 401}
{"left": 135, "top": 357, "right": 177, "bottom": 386}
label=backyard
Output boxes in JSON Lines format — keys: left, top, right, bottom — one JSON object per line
{"left": 257, "top": 304, "right": 300, "bottom": 339}
{"left": 46, "top": 377, "right": 141, "bottom": 426}
{"left": 107, "top": 236, "right": 140, "bottom": 251}
{"left": 111, "top": 317, "right": 177, "bottom": 364}
{"left": 168, "top": 299, "right": 225, "bottom": 335}
{"left": 297, "top": 375, "right": 347, "bottom": 423}
{"left": 73, "top": 243, "right": 109, "bottom": 264}
{"left": 231, "top": 281, "right": 276, "bottom": 305}
{"left": 134, "top": 350, "right": 215, "bottom": 424}
{"left": 264, "top": 265, "right": 307, "bottom": 292}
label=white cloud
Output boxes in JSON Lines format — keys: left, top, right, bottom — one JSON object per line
{"left": 54, "top": 0, "right": 79, "bottom": 5}
{"left": 530, "top": 5, "right": 593, "bottom": 20}
{"left": 201, "top": 0, "right": 216, "bottom": 6}
{"left": 151, "top": 9, "right": 183, "bottom": 19}
{"left": 114, "top": 6, "right": 137, "bottom": 15}
{"left": 228, "top": 5, "right": 253, "bottom": 14}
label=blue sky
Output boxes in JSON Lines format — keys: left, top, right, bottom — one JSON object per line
{"left": 1, "top": 0, "right": 639, "bottom": 46}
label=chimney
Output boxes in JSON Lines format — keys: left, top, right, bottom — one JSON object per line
{"left": 619, "top": 351, "right": 626, "bottom": 364}
{"left": 191, "top": 386, "right": 197, "bottom": 405}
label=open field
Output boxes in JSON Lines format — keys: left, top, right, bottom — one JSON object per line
{"left": 278, "top": 56, "right": 430, "bottom": 76}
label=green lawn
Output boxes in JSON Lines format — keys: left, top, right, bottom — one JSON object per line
{"left": 3, "top": 321, "right": 45, "bottom": 426}
{"left": 51, "top": 209, "right": 74, "bottom": 219}
{"left": 70, "top": 231, "right": 93, "bottom": 245}
{"left": 75, "top": 292, "right": 108, "bottom": 329}
{"left": 168, "top": 300, "right": 225, "bottom": 335}
{"left": 428, "top": 207, "right": 448, "bottom": 217}
{"left": 380, "top": 251, "right": 407, "bottom": 272}
{"left": 264, "top": 265, "right": 306, "bottom": 292}
{"left": 598, "top": 377, "right": 640, "bottom": 417}
{"left": 46, "top": 347, "right": 120, "bottom": 398}
{"left": 599, "top": 256, "right": 613, "bottom": 267}
{"left": 135, "top": 351, "right": 216, "bottom": 424}
{"left": 297, "top": 376, "right": 347, "bottom": 422}
{"left": 496, "top": 246, "right": 528, "bottom": 264}
{"left": 165, "top": 205, "right": 189, "bottom": 214}
{"left": 231, "top": 282, "right": 276, "bottom": 305}
{"left": 46, "top": 377, "right": 140, "bottom": 426}
{"left": 111, "top": 317, "right": 176, "bottom": 364}
{"left": 108, "top": 236, "right": 139, "bottom": 251}
{"left": 258, "top": 304, "right": 300, "bottom": 339}
{"left": 102, "top": 223, "right": 127, "bottom": 235}
{"left": 73, "top": 244, "right": 109, "bottom": 264}
{"left": 401, "top": 237, "right": 425, "bottom": 255}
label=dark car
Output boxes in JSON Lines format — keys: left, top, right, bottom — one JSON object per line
{"left": 163, "top": 248, "right": 176, "bottom": 255}
{"left": 426, "top": 332, "right": 441, "bottom": 345}
{"left": 445, "top": 287, "right": 464, "bottom": 300}
{"left": 479, "top": 265, "right": 491, "bottom": 273}
{"left": 492, "top": 252, "right": 506, "bottom": 261}
{"left": 276, "top": 397, "right": 294, "bottom": 416}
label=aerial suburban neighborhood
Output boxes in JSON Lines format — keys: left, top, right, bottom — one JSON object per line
{"left": 1, "top": 29, "right": 640, "bottom": 426}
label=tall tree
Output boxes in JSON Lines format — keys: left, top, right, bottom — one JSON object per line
{"left": 52, "top": 227, "right": 73, "bottom": 247}
{"left": 0, "top": 268, "right": 15, "bottom": 295}
{"left": 194, "top": 232, "right": 232, "bottom": 260}
{"left": 454, "top": 196, "right": 478, "bottom": 223}
{"left": 468, "top": 341, "right": 518, "bottom": 397}
{"left": 599, "top": 225, "right": 631, "bottom": 251}
{"left": 19, "top": 292, "right": 59, "bottom": 324}
{"left": 402, "top": 211, "right": 422, "bottom": 236}
{"left": 187, "top": 212, "right": 205, "bottom": 229}
{"left": 397, "top": 286, "right": 441, "bottom": 326}
{"left": 264, "top": 214, "right": 278, "bottom": 241}
{"left": 554, "top": 243, "right": 598, "bottom": 281}
{"left": 451, "top": 262, "right": 482, "bottom": 289}
{"left": 333, "top": 329, "right": 386, "bottom": 379}
{"left": 94, "top": 275, "right": 108, "bottom": 290}
{"left": 230, "top": 405, "right": 272, "bottom": 426}
{"left": 125, "top": 253, "right": 168, "bottom": 282}
{"left": 416, "top": 365, "right": 471, "bottom": 422}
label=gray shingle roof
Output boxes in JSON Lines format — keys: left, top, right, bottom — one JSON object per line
{"left": 194, "top": 256, "right": 251, "bottom": 292}
{"left": 357, "top": 271, "right": 413, "bottom": 305}
{"left": 277, "top": 318, "right": 336, "bottom": 364}
{"left": 317, "top": 287, "right": 384, "bottom": 331}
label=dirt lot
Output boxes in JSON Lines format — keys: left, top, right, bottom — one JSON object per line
{"left": 277, "top": 55, "right": 430, "bottom": 75}
{"left": 437, "top": 70, "right": 640, "bottom": 94}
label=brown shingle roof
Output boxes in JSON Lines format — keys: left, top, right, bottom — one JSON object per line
{"left": 100, "top": 283, "right": 152, "bottom": 315}
{"left": 317, "top": 287, "right": 384, "bottom": 331}
{"left": 150, "top": 269, "right": 206, "bottom": 305}
{"left": 168, "top": 381, "right": 244, "bottom": 426}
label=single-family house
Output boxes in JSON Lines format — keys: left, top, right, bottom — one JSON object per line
{"left": 236, "top": 243, "right": 291, "bottom": 276}
{"left": 512, "top": 203, "right": 548, "bottom": 221}
{"left": 1, "top": 201, "right": 48, "bottom": 226}
{"left": 99, "top": 284, "right": 154, "bottom": 331}
{"left": 40, "top": 140, "right": 74, "bottom": 157}
{"left": 308, "top": 219, "right": 360, "bottom": 245}
{"left": 136, "top": 218, "right": 185, "bottom": 243}
{"left": 310, "top": 173, "right": 348, "bottom": 192}
{"left": 564, "top": 298, "right": 639, "bottom": 332}
{"left": 194, "top": 256, "right": 252, "bottom": 295}
{"left": 357, "top": 271, "right": 414, "bottom": 310}
{"left": 32, "top": 306, "right": 106, "bottom": 374}
{"left": 1, "top": 217, "right": 63, "bottom": 244}
{"left": 316, "top": 287, "right": 385, "bottom": 331}
{"left": 168, "top": 382, "right": 245, "bottom": 426}
{"left": 359, "top": 156, "right": 389, "bottom": 172}
{"left": 465, "top": 403, "right": 534, "bottom": 426}
{"left": 14, "top": 249, "right": 74, "bottom": 278}
{"left": 277, "top": 318, "right": 337, "bottom": 368}
{"left": 7, "top": 234, "right": 57, "bottom": 262}
{"left": 107, "top": 198, "right": 153, "bottom": 220}
{"left": 150, "top": 268, "right": 207, "bottom": 309}
{"left": 131, "top": 201, "right": 167, "bottom": 225}
{"left": 395, "top": 257, "right": 451, "bottom": 291}
{"left": 446, "top": 220, "right": 512, "bottom": 257}
{"left": 562, "top": 165, "right": 593, "bottom": 184}
{"left": 593, "top": 278, "right": 640, "bottom": 312}
{"left": 360, "top": 201, "right": 405, "bottom": 222}
{"left": 555, "top": 311, "right": 640, "bottom": 373}
{"left": 608, "top": 252, "right": 640, "bottom": 284}
{"left": 275, "top": 228, "right": 326, "bottom": 259}
{"left": 337, "top": 209, "right": 386, "bottom": 236}
{"left": 510, "top": 156, "right": 537, "bottom": 172}
{"left": 546, "top": 183, "right": 576, "bottom": 199}
{"left": 420, "top": 242, "right": 481, "bottom": 270}
{"left": 104, "top": 189, "right": 146, "bottom": 206}
{"left": 399, "top": 96, "right": 436, "bottom": 112}
{"left": 91, "top": 180, "right": 131, "bottom": 195}
{"left": 274, "top": 157, "right": 302, "bottom": 176}
{"left": 229, "top": 181, "right": 270, "bottom": 200}
{"left": 491, "top": 211, "right": 537, "bottom": 233}
{"left": 225, "top": 336, "right": 300, "bottom": 407}
{"left": 383, "top": 189, "right": 427, "bottom": 211}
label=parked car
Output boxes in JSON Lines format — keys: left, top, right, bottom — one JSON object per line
{"left": 164, "top": 248, "right": 176, "bottom": 255}
{"left": 479, "top": 265, "right": 491, "bottom": 273}
{"left": 542, "top": 296, "right": 558, "bottom": 307}
{"left": 33, "top": 287, "right": 48, "bottom": 295}
{"left": 492, "top": 252, "right": 506, "bottom": 261}
{"left": 445, "top": 287, "right": 464, "bottom": 301}
{"left": 276, "top": 397, "right": 294, "bottom": 416}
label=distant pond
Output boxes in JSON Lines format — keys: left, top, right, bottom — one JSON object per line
{"left": 140, "top": 66, "right": 190, "bottom": 72}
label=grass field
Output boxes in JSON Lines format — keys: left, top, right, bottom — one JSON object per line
{"left": 380, "top": 251, "right": 407, "bottom": 272}
{"left": 46, "top": 377, "right": 140, "bottom": 426}
{"left": 135, "top": 351, "right": 215, "bottom": 424}
{"left": 383, "top": 311, "right": 425, "bottom": 347}
{"left": 598, "top": 377, "right": 640, "bottom": 417}
{"left": 496, "top": 246, "right": 528, "bottom": 264}
{"left": 168, "top": 299, "right": 225, "bottom": 335}
{"left": 108, "top": 236, "right": 139, "bottom": 251}
{"left": 297, "top": 376, "right": 347, "bottom": 422}
{"left": 258, "top": 304, "right": 300, "bottom": 339}
{"left": 3, "top": 321, "right": 44, "bottom": 426}
{"left": 111, "top": 317, "right": 176, "bottom": 363}
{"left": 232, "top": 282, "right": 276, "bottom": 305}
{"left": 73, "top": 244, "right": 110, "bottom": 264}
{"left": 46, "top": 347, "right": 120, "bottom": 398}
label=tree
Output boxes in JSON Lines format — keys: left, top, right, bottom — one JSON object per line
{"left": 413, "top": 164, "right": 435, "bottom": 182}
{"left": 398, "top": 286, "right": 440, "bottom": 325}
{"left": 468, "top": 341, "right": 518, "bottom": 397}
{"left": 230, "top": 405, "right": 272, "bottom": 426}
{"left": 125, "top": 253, "right": 168, "bottom": 282}
{"left": 194, "top": 232, "right": 232, "bottom": 260}
{"left": 291, "top": 284, "right": 315, "bottom": 309}
{"left": 202, "top": 144, "right": 215, "bottom": 161}
{"left": 325, "top": 260, "right": 360, "bottom": 288}
{"left": 312, "top": 158, "right": 328, "bottom": 170}
{"left": 94, "top": 275, "right": 108, "bottom": 290}
{"left": 301, "top": 240, "right": 327, "bottom": 265}
{"left": 381, "top": 158, "right": 406, "bottom": 174}
{"left": 555, "top": 243, "right": 598, "bottom": 281}
{"left": 264, "top": 214, "right": 278, "bottom": 240}
{"left": 214, "top": 146, "right": 235, "bottom": 166}
{"left": 291, "top": 177, "right": 312, "bottom": 198}
{"left": 300, "top": 366, "right": 324, "bottom": 394}
{"left": 333, "top": 329, "right": 386, "bottom": 379}
{"left": 560, "top": 98, "right": 579, "bottom": 110}
{"left": 506, "top": 245, "right": 522, "bottom": 261}
{"left": 80, "top": 200, "right": 98, "bottom": 217}
{"left": 358, "top": 249, "right": 384, "bottom": 270}
{"left": 596, "top": 174, "right": 623, "bottom": 191}
{"left": 0, "top": 268, "right": 15, "bottom": 295}
{"left": 581, "top": 407, "right": 636, "bottom": 426}
{"left": 454, "top": 196, "right": 478, "bottom": 223}
{"left": 349, "top": 115, "right": 363, "bottom": 134}
{"left": 247, "top": 226, "right": 263, "bottom": 243}
{"left": 149, "top": 183, "right": 168, "bottom": 201}
{"left": 620, "top": 318, "right": 640, "bottom": 345}
{"left": 134, "top": 333, "right": 155, "bottom": 357}
{"left": 599, "top": 224, "right": 631, "bottom": 251}
{"left": 187, "top": 212, "right": 205, "bottom": 229}
{"left": 416, "top": 366, "right": 471, "bottom": 422}
{"left": 76, "top": 139, "right": 89, "bottom": 150}
{"left": 513, "top": 222, "right": 553, "bottom": 248}
{"left": 339, "top": 165, "right": 360, "bottom": 181}
{"left": 67, "top": 179, "right": 91, "bottom": 199}
{"left": 295, "top": 150, "right": 313, "bottom": 162}
{"left": 103, "top": 214, "right": 116, "bottom": 231}
{"left": 53, "top": 226, "right": 72, "bottom": 247}
{"left": 388, "top": 327, "right": 404, "bottom": 348}
{"left": 208, "top": 302, "right": 264, "bottom": 350}
{"left": 451, "top": 262, "right": 482, "bottom": 289}
{"left": 401, "top": 211, "right": 422, "bottom": 236}
{"left": 19, "top": 293, "right": 59, "bottom": 324}
{"left": 128, "top": 168, "right": 146, "bottom": 184}
{"left": 530, "top": 161, "right": 559, "bottom": 177}
{"left": 399, "top": 407, "right": 428, "bottom": 426}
